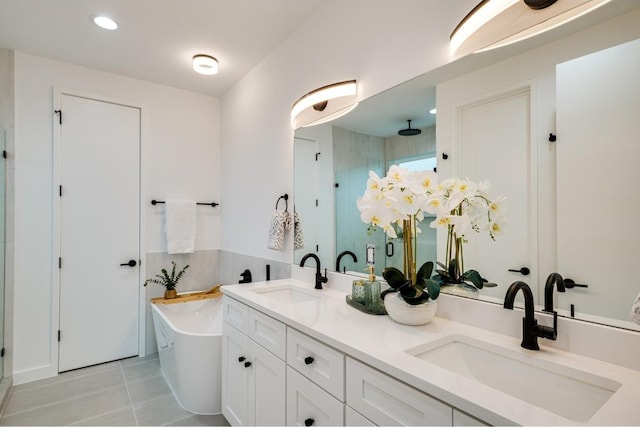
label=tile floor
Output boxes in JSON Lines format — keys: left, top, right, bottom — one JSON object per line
{"left": 0, "top": 354, "right": 229, "bottom": 426}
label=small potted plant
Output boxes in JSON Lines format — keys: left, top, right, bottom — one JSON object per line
{"left": 380, "top": 262, "right": 441, "bottom": 325}
{"left": 144, "top": 261, "right": 189, "bottom": 299}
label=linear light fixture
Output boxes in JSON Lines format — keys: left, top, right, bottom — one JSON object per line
{"left": 193, "top": 54, "right": 219, "bottom": 75}
{"left": 291, "top": 80, "right": 358, "bottom": 129}
{"left": 450, "top": 0, "right": 612, "bottom": 56}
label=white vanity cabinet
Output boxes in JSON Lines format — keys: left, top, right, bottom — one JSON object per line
{"left": 222, "top": 297, "right": 286, "bottom": 426}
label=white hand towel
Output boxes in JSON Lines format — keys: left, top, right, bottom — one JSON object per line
{"left": 631, "top": 292, "right": 640, "bottom": 325}
{"left": 268, "top": 209, "right": 292, "bottom": 251}
{"left": 165, "top": 199, "right": 196, "bottom": 254}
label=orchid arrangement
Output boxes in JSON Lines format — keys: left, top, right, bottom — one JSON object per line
{"left": 357, "top": 165, "right": 506, "bottom": 294}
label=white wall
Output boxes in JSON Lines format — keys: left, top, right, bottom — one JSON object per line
{"left": 220, "top": 0, "right": 478, "bottom": 265}
{"left": 14, "top": 52, "right": 220, "bottom": 383}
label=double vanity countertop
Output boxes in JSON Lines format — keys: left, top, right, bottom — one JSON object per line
{"left": 221, "top": 279, "right": 640, "bottom": 426}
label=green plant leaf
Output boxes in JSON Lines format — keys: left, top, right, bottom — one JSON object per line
{"left": 382, "top": 267, "right": 409, "bottom": 290}
{"left": 415, "top": 261, "right": 434, "bottom": 288}
{"left": 425, "top": 279, "right": 440, "bottom": 300}
{"left": 436, "top": 261, "right": 448, "bottom": 270}
{"left": 483, "top": 281, "right": 498, "bottom": 288}
{"left": 462, "top": 269, "right": 484, "bottom": 289}
{"left": 403, "top": 291, "right": 431, "bottom": 305}
{"left": 448, "top": 258, "right": 459, "bottom": 280}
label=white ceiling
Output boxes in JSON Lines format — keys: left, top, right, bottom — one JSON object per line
{"left": 0, "top": 0, "right": 325, "bottom": 97}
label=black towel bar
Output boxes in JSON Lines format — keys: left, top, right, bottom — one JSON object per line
{"left": 151, "top": 199, "right": 219, "bottom": 207}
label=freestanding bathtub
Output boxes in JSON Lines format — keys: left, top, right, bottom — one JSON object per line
{"left": 151, "top": 295, "right": 223, "bottom": 414}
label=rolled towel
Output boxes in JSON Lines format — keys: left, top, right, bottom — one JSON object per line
{"left": 268, "top": 209, "right": 292, "bottom": 251}
{"left": 165, "top": 199, "right": 196, "bottom": 254}
{"left": 631, "top": 292, "right": 640, "bottom": 325}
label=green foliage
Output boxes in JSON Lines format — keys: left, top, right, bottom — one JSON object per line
{"left": 143, "top": 261, "right": 189, "bottom": 290}
{"left": 432, "top": 259, "right": 497, "bottom": 289}
{"left": 381, "top": 261, "right": 440, "bottom": 305}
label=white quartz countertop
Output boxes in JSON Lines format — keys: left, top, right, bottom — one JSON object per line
{"left": 221, "top": 279, "right": 640, "bottom": 426}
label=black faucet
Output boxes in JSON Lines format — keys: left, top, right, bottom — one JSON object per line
{"left": 300, "top": 253, "right": 328, "bottom": 290}
{"left": 543, "top": 272, "right": 565, "bottom": 312}
{"left": 503, "top": 281, "right": 558, "bottom": 351}
{"left": 239, "top": 269, "right": 252, "bottom": 284}
{"left": 335, "top": 250, "right": 357, "bottom": 273}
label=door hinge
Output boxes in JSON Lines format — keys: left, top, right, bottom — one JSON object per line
{"left": 59, "top": 257, "right": 62, "bottom": 269}
{"left": 58, "top": 330, "right": 61, "bottom": 342}
{"left": 1, "top": 348, "right": 4, "bottom": 358}
{"left": 315, "top": 199, "right": 318, "bottom": 207}
{"left": 54, "top": 109, "right": 62, "bottom": 125}
{"left": 334, "top": 183, "right": 339, "bottom": 188}
{"left": 316, "top": 244, "right": 319, "bottom": 252}
{"left": 59, "top": 185, "right": 62, "bottom": 197}
{"left": 2, "top": 150, "right": 6, "bottom": 159}
{"left": 315, "top": 152, "right": 321, "bottom": 161}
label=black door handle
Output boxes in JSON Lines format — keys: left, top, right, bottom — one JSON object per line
{"left": 304, "top": 418, "right": 314, "bottom": 426}
{"left": 508, "top": 267, "right": 530, "bottom": 276}
{"left": 238, "top": 356, "right": 246, "bottom": 363}
{"left": 304, "top": 356, "right": 314, "bottom": 365}
{"left": 120, "top": 260, "right": 137, "bottom": 267}
{"left": 565, "top": 278, "right": 588, "bottom": 288}
{"left": 244, "top": 361, "right": 252, "bottom": 368}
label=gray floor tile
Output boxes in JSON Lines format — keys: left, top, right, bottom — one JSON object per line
{"left": 12, "top": 360, "right": 122, "bottom": 393}
{"left": 133, "top": 393, "right": 192, "bottom": 426}
{"left": 0, "top": 385, "right": 131, "bottom": 426}
{"left": 122, "top": 358, "right": 162, "bottom": 384}
{"left": 4, "top": 369, "right": 125, "bottom": 416}
{"left": 126, "top": 374, "right": 172, "bottom": 405}
{"left": 120, "top": 353, "right": 159, "bottom": 367}
{"left": 70, "top": 407, "right": 138, "bottom": 426}
{"left": 166, "top": 413, "right": 229, "bottom": 426}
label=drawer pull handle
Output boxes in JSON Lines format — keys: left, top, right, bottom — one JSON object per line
{"left": 244, "top": 361, "right": 252, "bottom": 368}
{"left": 238, "top": 356, "right": 246, "bottom": 363}
{"left": 304, "top": 418, "right": 314, "bottom": 426}
{"left": 304, "top": 356, "right": 314, "bottom": 365}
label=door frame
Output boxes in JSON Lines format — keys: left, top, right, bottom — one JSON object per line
{"left": 51, "top": 87, "right": 148, "bottom": 375}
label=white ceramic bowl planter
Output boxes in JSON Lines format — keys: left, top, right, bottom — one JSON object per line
{"left": 383, "top": 292, "right": 437, "bottom": 326}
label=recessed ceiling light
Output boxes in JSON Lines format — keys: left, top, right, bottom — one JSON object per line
{"left": 92, "top": 15, "right": 118, "bottom": 30}
{"left": 429, "top": 108, "right": 437, "bottom": 115}
{"left": 192, "top": 55, "right": 219, "bottom": 75}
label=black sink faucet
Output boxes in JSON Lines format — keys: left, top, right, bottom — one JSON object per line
{"left": 543, "top": 272, "right": 566, "bottom": 312}
{"left": 335, "top": 250, "right": 357, "bottom": 273}
{"left": 503, "top": 281, "right": 558, "bottom": 351}
{"left": 300, "top": 253, "right": 328, "bottom": 290}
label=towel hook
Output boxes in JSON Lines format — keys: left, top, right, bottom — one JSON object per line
{"left": 276, "top": 194, "right": 289, "bottom": 211}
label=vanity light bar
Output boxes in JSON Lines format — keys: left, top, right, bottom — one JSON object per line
{"left": 291, "top": 80, "right": 358, "bottom": 129}
{"left": 450, "top": 0, "right": 613, "bottom": 56}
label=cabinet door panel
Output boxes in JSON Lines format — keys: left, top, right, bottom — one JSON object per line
{"left": 249, "top": 339, "right": 286, "bottom": 426}
{"left": 222, "top": 322, "right": 249, "bottom": 425}
{"left": 223, "top": 297, "right": 249, "bottom": 334}
{"left": 248, "top": 308, "right": 286, "bottom": 360}
{"left": 287, "top": 367, "right": 344, "bottom": 426}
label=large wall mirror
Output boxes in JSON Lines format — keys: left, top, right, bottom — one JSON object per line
{"left": 294, "top": 3, "right": 640, "bottom": 331}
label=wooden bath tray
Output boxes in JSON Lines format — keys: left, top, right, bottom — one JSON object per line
{"left": 151, "top": 285, "right": 222, "bottom": 304}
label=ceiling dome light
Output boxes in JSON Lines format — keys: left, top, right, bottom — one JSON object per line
{"left": 92, "top": 15, "right": 118, "bottom": 30}
{"left": 291, "top": 80, "right": 358, "bottom": 129}
{"left": 429, "top": 108, "right": 437, "bottom": 115}
{"left": 450, "top": 0, "right": 612, "bottom": 56}
{"left": 192, "top": 55, "right": 219, "bottom": 75}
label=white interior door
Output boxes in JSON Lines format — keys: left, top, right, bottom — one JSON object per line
{"left": 458, "top": 88, "right": 534, "bottom": 299}
{"left": 294, "top": 137, "right": 319, "bottom": 262}
{"left": 58, "top": 94, "right": 140, "bottom": 372}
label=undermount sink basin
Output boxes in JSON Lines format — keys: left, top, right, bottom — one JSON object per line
{"left": 249, "top": 283, "right": 324, "bottom": 304}
{"left": 406, "top": 334, "right": 621, "bottom": 423}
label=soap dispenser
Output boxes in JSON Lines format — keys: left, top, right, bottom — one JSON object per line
{"left": 362, "top": 244, "right": 385, "bottom": 311}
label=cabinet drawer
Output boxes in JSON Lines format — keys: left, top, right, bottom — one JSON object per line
{"left": 223, "top": 296, "right": 249, "bottom": 334}
{"left": 287, "top": 328, "right": 345, "bottom": 400}
{"left": 248, "top": 308, "right": 286, "bottom": 360}
{"left": 346, "top": 357, "right": 452, "bottom": 426}
{"left": 286, "top": 366, "right": 344, "bottom": 427}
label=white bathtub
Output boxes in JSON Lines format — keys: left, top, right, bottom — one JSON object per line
{"left": 151, "top": 296, "right": 223, "bottom": 414}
